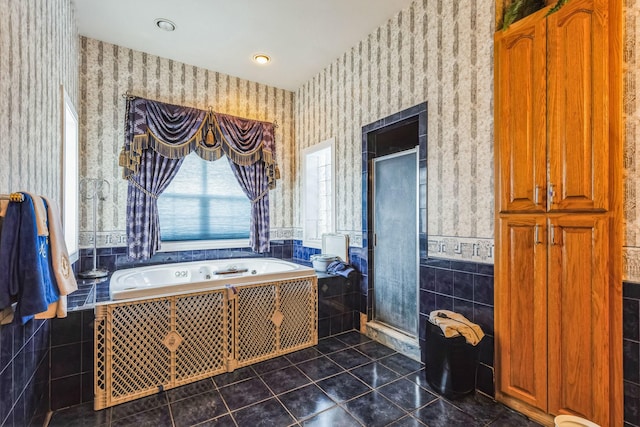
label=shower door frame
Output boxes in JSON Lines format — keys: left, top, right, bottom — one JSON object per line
{"left": 361, "top": 102, "right": 427, "bottom": 347}
{"left": 372, "top": 148, "right": 420, "bottom": 337}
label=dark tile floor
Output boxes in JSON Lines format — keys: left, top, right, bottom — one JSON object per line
{"left": 48, "top": 331, "right": 542, "bottom": 427}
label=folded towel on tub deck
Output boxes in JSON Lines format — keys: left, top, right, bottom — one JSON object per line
{"left": 34, "top": 197, "right": 77, "bottom": 319}
{"left": 326, "top": 260, "right": 356, "bottom": 279}
{"left": 0, "top": 193, "right": 59, "bottom": 324}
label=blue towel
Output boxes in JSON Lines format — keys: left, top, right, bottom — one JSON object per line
{"left": 326, "top": 260, "right": 356, "bottom": 279}
{"left": 0, "top": 194, "right": 59, "bottom": 324}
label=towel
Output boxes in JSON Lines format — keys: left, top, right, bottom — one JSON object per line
{"left": 0, "top": 202, "right": 9, "bottom": 324}
{"left": 0, "top": 193, "right": 59, "bottom": 324}
{"left": 34, "top": 197, "right": 77, "bottom": 319}
{"left": 428, "top": 310, "right": 484, "bottom": 346}
{"left": 326, "top": 260, "right": 356, "bottom": 279}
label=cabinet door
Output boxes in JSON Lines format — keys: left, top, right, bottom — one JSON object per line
{"left": 547, "top": 214, "right": 609, "bottom": 424}
{"left": 496, "top": 215, "right": 547, "bottom": 410}
{"left": 547, "top": 0, "right": 609, "bottom": 212}
{"left": 494, "top": 14, "right": 547, "bottom": 213}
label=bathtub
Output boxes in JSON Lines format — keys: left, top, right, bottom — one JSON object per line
{"left": 97, "top": 257, "right": 318, "bottom": 410}
{"left": 109, "top": 257, "right": 316, "bottom": 301}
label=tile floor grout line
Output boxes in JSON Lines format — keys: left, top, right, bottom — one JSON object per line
{"left": 47, "top": 332, "right": 544, "bottom": 427}
{"left": 209, "top": 375, "right": 238, "bottom": 427}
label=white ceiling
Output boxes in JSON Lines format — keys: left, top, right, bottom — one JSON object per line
{"left": 74, "top": 0, "right": 415, "bottom": 91}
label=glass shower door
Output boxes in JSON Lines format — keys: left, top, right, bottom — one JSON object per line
{"left": 373, "top": 148, "right": 418, "bottom": 336}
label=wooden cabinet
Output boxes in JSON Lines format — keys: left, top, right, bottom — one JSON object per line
{"left": 546, "top": 1, "right": 609, "bottom": 212}
{"left": 496, "top": 216, "right": 547, "bottom": 410}
{"left": 494, "top": 0, "right": 622, "bottom": 425}
{"left": 547, "top": 215, "right": 609, "bottom": 421}
{"left": 496, "top": 0, "right": 609, "bottom": 214}
{"left": 495, "top": 13, "right": 547, "bottom": 213}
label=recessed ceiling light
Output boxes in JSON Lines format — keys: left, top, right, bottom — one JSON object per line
{"left": 155, "top": 18, "right": 176, "bottom": 32}
{"left": 253, "top": 54, "right": 271, "bottom": 65}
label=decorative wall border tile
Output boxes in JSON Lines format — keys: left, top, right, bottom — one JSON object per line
{"left": 624, "top": 247, "right": 640, "bottom": 283}
{"left": 82, "top": 228, "right": 306, "bottom": 248}
{"left": 269, "top": 228, "right": 296, "bottom": 240}
{"left": 427, "top": 235, "right": 494, "bottom": 264}
{"left": 79, "top": 231, "right": 127, "bottom": 248}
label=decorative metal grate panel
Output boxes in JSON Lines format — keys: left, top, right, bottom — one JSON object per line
{"left": 95, "top": 276, "right": 317, "bottom": 410}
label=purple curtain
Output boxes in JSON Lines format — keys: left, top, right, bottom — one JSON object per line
{"left": 120, "top": 96, "right": 278, "bottom": 259}
{"left": 126, "top": 151, "right": 183, "bottom": 259}
{"left": 121, "top": 97, "right": 205, "bottom": 260}
{"left": 228, "top": 161, "right": 270, "bottom": 253}
{"left": 214, "top": 112, "right": 276, "bottom": 252}
{"left": 213, "top": 112, "right": 277, "bottom": 189}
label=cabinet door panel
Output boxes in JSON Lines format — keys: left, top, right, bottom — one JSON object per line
{"left": 496, "top": 216, "right": 547, "bottom": 409}
{"left": 495, "top": 17, "right": 547, "bottom": 213}
{"left": 547, "top": 215, "right": 609, "bottom": 424}
{"left": 547, "top": 0, "right": 609, "bottom": 212}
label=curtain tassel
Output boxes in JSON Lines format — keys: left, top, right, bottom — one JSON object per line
{"left": 206, "top": 128, "right": 215, "bottom": 145}
{"left": 205, "top": 108, "right": 215, "bottom": 145}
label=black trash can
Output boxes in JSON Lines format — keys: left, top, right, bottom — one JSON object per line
{"left": 424, "top": 319, "right": 481, "bottom": 399}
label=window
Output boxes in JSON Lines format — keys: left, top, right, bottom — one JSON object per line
{"left": 303, "top": 138, "right": 335, "bottom": 248}
{"left": 62, "top": 87, "right": 79, "bottom": 263}
{"left": 158, "top": 154, "right": 251, "bottom": 249}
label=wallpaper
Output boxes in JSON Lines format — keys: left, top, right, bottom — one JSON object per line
{"left": 9, "top": 0, "right": 635, "bottom": 274}
{"left": 78, "top": 38, "right": 295, "bottom": 247}
{"left": 294, "top": 0, "right": 496, "bottom": 260}
{"left": 624, "top": 1, "right": 640, "bottom": 282}
{"left": 0, "top": 0, "right": 79, "bottom": 203}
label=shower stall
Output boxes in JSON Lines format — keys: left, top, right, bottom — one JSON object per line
{"left": 373, "top": 149, "right": 418, "bottom": 336}
{"left": 362, "top": 103, "right": 426, "bottom": 359}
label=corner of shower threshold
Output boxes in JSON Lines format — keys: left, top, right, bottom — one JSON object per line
{"left": 364, "top": 321, "right": 421, "bottom": 362}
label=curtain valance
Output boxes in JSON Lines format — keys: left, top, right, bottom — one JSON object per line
{"left": 119, "top": 96, "right": 279, "bottom": 189}
{"left": 119, "top": 96, "right": 277, "bottom": 259}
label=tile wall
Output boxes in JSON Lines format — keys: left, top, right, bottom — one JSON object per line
{"left": 419, "top": 259, "right": 495, "bottom": 397}
{"left": 77, "top": 241, "right": 295, "bottom": 274}
{"left": 625, "top": 282, "right": 640, "bottom": 427}
{"left": 317, "top": 274, "right": 359, "bottom": 339}
{"left": 0, "top": 318, "right": 50, "bottom": 427}
{"left": 49, "top": 312, "right": 95, "bottom": 411}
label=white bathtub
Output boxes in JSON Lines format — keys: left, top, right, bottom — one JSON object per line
{"left": 109, "top": 258, "right": 316, "bottom": 301}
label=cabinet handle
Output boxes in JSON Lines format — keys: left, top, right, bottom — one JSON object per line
{"left": 550, "top": 225, "right": 559, "bottom": 246}
{"left": 548, "top": 183, "right": 555, "bottom": 205}
{"left": 534, "top": 185, "right": 541, "bottom": 205}
{"left": 534, "top": 225, "right": 543, "bottom": 245}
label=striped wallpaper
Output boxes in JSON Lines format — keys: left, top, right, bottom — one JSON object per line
{"left": 0, "top": 0, "right": 79, "bottom": 204}
{"left": 2, "top": 0, "right": 639, "bottom": 274}
{"left": 78, "top": 38, "right": 295, "bottom": 247}
{"left": 623, "top": 1, "right": 640, "bottom": 282}
{"left": 294, "top": 0, "right": 495, "bottom": 259}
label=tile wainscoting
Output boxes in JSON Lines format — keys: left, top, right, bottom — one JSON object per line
{"left": 418, "top": 258, "right": 495, "bottom": 398}
{"left": 624, "top": 281, "right": 640, "bottom": 427}
{"left": 12, "top": 243, "right": 634, "bottom": 424}
{"left": 0, "top": 318, "right": 50, "bottom": 427}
